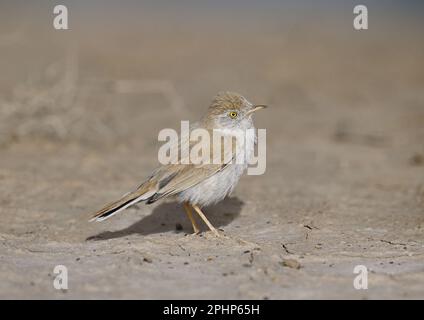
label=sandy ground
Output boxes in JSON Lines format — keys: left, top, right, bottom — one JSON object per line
{"left": 0, "top": 3, "right": 423, "bottom": 299}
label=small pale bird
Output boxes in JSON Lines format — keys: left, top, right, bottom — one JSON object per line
{"left": 89, "top": 92, "right": 266, "bottom": 236}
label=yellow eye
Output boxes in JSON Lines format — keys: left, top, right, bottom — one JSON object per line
{"left": 229, "top": 111, "right": 238, "bottom": 119}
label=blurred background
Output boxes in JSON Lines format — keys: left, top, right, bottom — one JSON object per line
{"left": 1, "top": 0, "right": 423, "bottom": 149}
{"left": 0, "top": 1, "right": 423, "bottom": 299}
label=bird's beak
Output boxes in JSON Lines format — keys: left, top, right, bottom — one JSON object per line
{"left": 246, "top": 104, "right": 267, "bottom": 115}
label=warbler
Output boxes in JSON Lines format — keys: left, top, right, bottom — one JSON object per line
{"left": 90, "top": 92, "right": 267, "bottom": 236}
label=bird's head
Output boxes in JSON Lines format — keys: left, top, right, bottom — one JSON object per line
{"left": 204, "top": 92, "right": 267, "bottom": 129}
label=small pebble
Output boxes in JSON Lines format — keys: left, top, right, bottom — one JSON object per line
{"left": 410, "top": 153, "right": 424, "bottom": 166}
{"left": 280, "top": 259, "right": 301, "bottom": 269}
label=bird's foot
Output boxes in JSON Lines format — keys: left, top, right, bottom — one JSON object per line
{"left": 185, "top": 229, "right": 223, "bottom": 238}
{"left": 210, "top": 227, "right": 222, "bottom": 237}
{"left": 185, "top": 230, "right": 201, "bottom": 237}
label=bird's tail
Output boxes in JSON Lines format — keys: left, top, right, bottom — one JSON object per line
{"left": 89, "top": 186, "right": 156, "bottom": 222}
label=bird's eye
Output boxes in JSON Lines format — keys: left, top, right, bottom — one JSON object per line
{"left": 229, "top": 111, "right": 238, "bottom": 119}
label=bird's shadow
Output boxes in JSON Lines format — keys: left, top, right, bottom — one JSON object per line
{"left": 86, "top": 197, "right": 244, "bottom": 241}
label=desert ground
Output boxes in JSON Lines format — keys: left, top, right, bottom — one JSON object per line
{"left": 0, "top": 2, "right": 423, "bottom": 299}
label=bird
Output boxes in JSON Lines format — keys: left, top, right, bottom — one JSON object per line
{"left": 89, "top": 92, "right": 267, "bottom": 236}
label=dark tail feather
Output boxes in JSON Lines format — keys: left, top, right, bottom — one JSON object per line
{"left": 89, "top": 188, "right": 156, "bottom": 222}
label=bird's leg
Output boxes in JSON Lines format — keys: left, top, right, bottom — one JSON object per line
{"left": 183, "top": 202, "right": 200, "bottom": 234}
{"left": 191, "top": 204, "right": 220, "bottom": 237}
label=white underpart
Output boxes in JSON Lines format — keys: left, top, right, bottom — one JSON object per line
{"left": 177, "top": 126, "right": 256, "bottom": 207}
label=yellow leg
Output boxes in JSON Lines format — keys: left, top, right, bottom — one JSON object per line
{"left": 191, "top": 204, "right": 220, "bottom": 237}
{"left": 183, "top": 202, "right": 200, "bottom": 234}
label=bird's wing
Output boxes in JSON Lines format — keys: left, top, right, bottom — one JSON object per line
{"left": 144, "top": 133, "right": 237, "bottom": 203}
{"left": 144, "top": 164, "right": 226, "bottom": 204}
{"left": 90, "top": 130, "right": 238, "bottom": 221}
